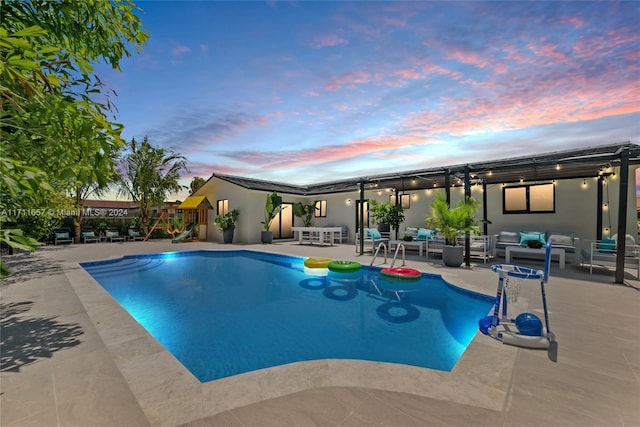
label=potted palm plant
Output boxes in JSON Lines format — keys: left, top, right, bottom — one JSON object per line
{"left": 214, "top": 209, "right": 239, "bottom": 243}
{"left": 260, "top": 191, "right": 283, "bottom": 243}
{"left": 426, "top": 190, "right": 480, "bottom": 267}
{"left": 293, "top": 202, "right": 315, "bottom": 227}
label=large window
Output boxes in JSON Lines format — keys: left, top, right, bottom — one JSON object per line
{"left": 390, "top": 193, "right": 410, "bottom": 209}
{"left": 314, "top": 200, "right": 327, "bottom": 217}
{"left": 217, "top": 199, "right": 228, "bottom": 216}
{"left": 503, "top": 183, "right": 555, "bottom": 214}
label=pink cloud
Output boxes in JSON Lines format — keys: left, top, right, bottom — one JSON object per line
{"left": 527, "top": 40, "right": 573, "bottom": 65}
{"left": 312, "top": 34, "right": 348, "bottom": 48}
{"left": 445, "top": 50, "right": 491, "bottom": 69}
{"left": 393, "top": 68, "right": 423, "bottom": 80}
{"left": 384, "top": 17, "right": 406, "bottom": 27}
{"left": 325, "top": 70, "right": 372, "bottom": 91}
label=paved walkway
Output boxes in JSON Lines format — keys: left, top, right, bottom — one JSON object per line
{"left": 1, "top": 240, "right": 638, "bottom": 426}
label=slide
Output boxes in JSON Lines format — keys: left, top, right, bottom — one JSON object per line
{"left": 171, "top": 222, "right": 197, "bottom": 243}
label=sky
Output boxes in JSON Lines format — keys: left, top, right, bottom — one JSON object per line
{"left": 95, "top": 1, "right": 640, "bottom": 200}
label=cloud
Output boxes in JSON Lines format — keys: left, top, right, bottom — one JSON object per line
{"left": 312, "top": 33, "right": 348, "bottom": 48}
{"left": 140, "top": 108, "right": 269, "bottom": 156}
{"left": 325, "top": 70, "right": 373, "bottom": 91}
{"left": 171, "top": 44, "right": 191, "bottom": 56}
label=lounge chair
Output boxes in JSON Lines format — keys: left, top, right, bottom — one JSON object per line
{"left": 128, "top": 228, "right": 144, "bottom": 241}
{"left": 580, "top": 235, "right": 640, "bottom": 279}
{"left": 355, "top": 228, "right": 389, "bottom": 253}
{"left": 105, "top": 229, "right": 126, "bottom": 242}
{"left": 81, "top": 229, "right": 100, "bottom": 244}
{"left": 54, "top": 228, "right": 74, "bottom": 245}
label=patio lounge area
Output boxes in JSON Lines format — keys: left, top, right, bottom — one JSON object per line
{"left": 1, "top": 240, "right": 639, "bottom": 426}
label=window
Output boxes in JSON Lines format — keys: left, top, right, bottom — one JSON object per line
{"left": 355, "top": 200, "right": 369, "bottom": 229}
{"left": 217, "top": 199, "right": 228, "bottom": 216}
{"left": 503, "top": 183, "right": 555, "bottom": 214}
{"left": 389, "top": 194, "right": 410, "bottom": 209}
{"left": 314, "top": 200, "right": 327, "bottom": 217}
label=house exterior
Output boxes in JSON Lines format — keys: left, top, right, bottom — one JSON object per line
{"left": 191, "top": 143, "right": 640, "bottom": 248}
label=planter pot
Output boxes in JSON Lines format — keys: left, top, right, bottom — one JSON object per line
{"left": 261, "top": 230, "right": 273, "bottom": 244}
{"left": 442, "top": 245, "right": 464, "bottom": 267}
{"left": 222, "top": 228, "right": 234, "bottom": 244}
{"left": 377, "top": 223, "right": 390, "bottom": 233}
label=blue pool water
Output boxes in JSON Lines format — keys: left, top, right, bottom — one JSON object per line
{"left": 81, "top": 250, "right": 493, "bottom": 382}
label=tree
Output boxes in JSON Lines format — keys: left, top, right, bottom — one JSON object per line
{"left": 118, "top": 137, "right": 188, "bottom": 235}
{"left": 0, "top": 0, "right": 148, "bottom": 274}
{"left": 190, "top": 177, "right": 206, "bottom": 194}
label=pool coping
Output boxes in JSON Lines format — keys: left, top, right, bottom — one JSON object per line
{"left": 66, "top": 249, "right": 521, "bottom": 427}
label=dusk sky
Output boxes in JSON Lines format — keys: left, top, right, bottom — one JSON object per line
{"left": 96, "top": 1, "right": 640, "bottom": 198}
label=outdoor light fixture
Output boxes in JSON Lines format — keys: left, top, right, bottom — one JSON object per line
{"left": 346, "top": 199, "right": 352, "bottom": 206}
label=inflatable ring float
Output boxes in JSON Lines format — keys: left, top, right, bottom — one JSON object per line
{"left": 328, "top": 260, "right": 361, "bottom": 273}
{"left": 380, "top": 267, "right": 421, "bottom": 280}
{"left": 304, "top": 257, "right": 332, "bottom": 269}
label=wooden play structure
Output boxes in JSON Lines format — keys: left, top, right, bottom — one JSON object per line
{"left": 144, "top": 196, "right": 213, "bottom": 242}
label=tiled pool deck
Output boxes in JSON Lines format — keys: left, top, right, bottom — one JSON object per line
{"left": 1, "top": 240, "right": 638, "bottom": 426}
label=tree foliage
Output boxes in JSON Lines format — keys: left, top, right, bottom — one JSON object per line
{"left": 190, "top": 177, "right": 207, "bottom": 194}
{"left": 0, "top": 0, "right": 148, "bottom": 273}
{"left": 426, "top": 191, "right": 480, "bottom": 246}
{"left": 118, "top": 137, "right": 188, "bottom": 234}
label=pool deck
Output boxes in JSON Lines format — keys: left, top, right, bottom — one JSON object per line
{"left": 1, "top": 240, "right": 639, "bottom": 426}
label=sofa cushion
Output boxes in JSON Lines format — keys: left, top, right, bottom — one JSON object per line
{"left": 405, "top": 227, "right": 418, "bottom": 238}
{"left": 55, "top": 232, "right": 69, "bottom": 239}
{"left": 547, "top": 233, "right": 572, "bottom": 247}
{"left": 612, "top": 234, "right": 636, "bottom": 246}
{"left": 499, "top": 231, "right": 520, "bottom": 243}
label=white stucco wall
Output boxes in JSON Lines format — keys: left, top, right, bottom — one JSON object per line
{"left": 194, "top": 166, "right": 638, "bottom": 245}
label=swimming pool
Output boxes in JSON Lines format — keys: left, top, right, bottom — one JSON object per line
{"left": 81, "top": 250, "right": 493, "bottom": 382}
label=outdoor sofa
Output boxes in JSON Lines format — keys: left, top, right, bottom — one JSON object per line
{"left": 403, "top": 227, "right": 495, "bottom": 263}
{"left": 580, "top": 234, "right": 640, "bottom": 279}
{"left": 355, "top": 228, "right": 389, "bottom": 253}
{"left": 494, "top": 230, "right": 579, "bottom": 262}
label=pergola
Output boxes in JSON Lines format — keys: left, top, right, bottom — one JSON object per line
{"left": 215, "top": 142, "right": 640, "bottom": 283}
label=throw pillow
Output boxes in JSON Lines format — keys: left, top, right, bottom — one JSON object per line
{"left": 416, "top": 229, "right": 433, "bottom": 240}
{"left": 597, "top": 237, "right": 616, "bottom": 253}
{"left": 55, "top": 232, "right": 69, "bottom": 239}
{"left": 520, "top": 232, "right": 545, "bottom": 246}
{"left": 367, "top": 229, "right": 382, "bottom": 239}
